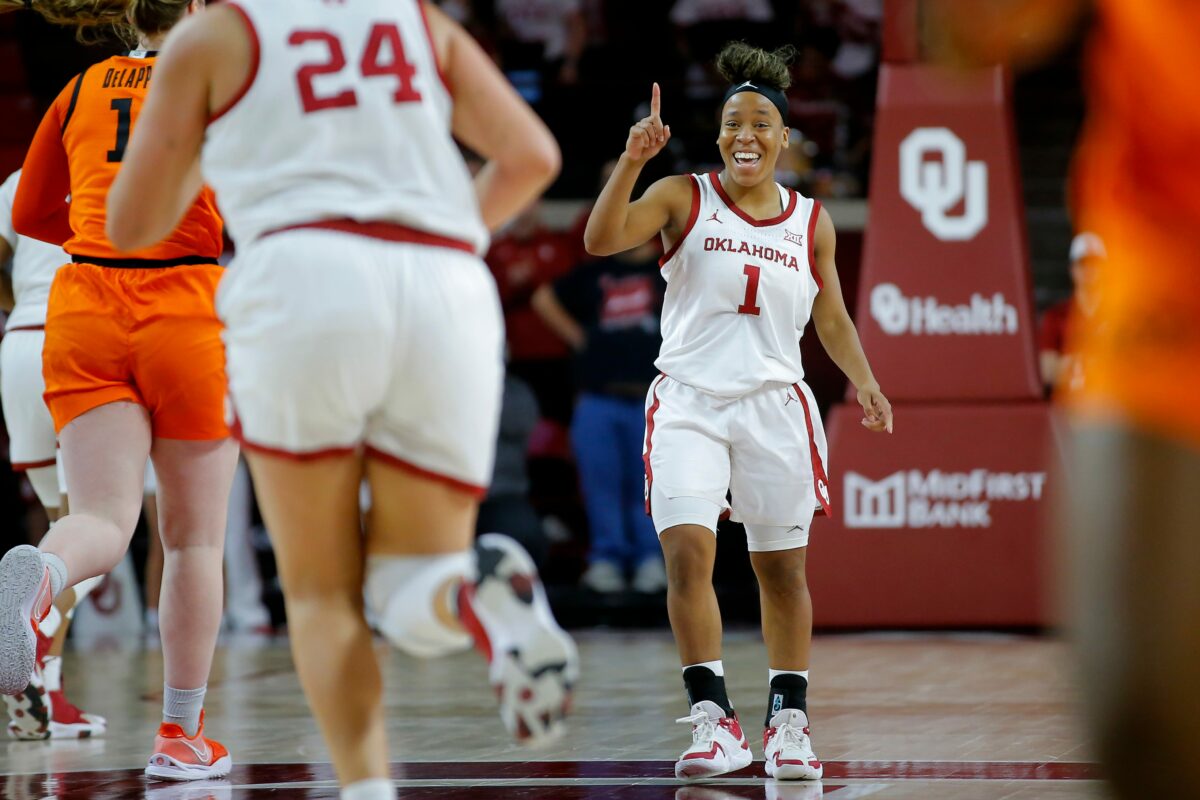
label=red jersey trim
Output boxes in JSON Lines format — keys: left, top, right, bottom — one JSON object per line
{"left": 807, "top": 199, "right": 823, "bottom": 291}
{"left": 417, "top": 0, "right": 453, "bottom": 96}
{"left": 209, "top": 2, "right": 261, "bottom": 125}
{"left": 642, "top": 374, "right": 666, "bottom": 513}
{"left": 707, "top": 171, "right": 797, "bottom": 228}
{"left": 263, "top": 219, "right": 476, "bottom": 253}
{"left": 659, "top": 175, "right": 701, "bottom": 267}
{"left": 793, "top": 383, "right": 831, "bottom": 517}
{"left": 364, "top": 446, "right": 488, "bottom": 499}
{"left": 5, "top": 325, "right": 46, "bottom": 333}
{"left": 10, "top": 457, "right": 57, "bottom": 472}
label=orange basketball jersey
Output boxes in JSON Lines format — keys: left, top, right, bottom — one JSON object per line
{"left": 13, "top": 50, "right": 222, "bottom": 260}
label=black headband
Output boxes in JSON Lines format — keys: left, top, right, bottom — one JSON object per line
{"left": 721, "top": 81, "right": 788, "bottom": 125}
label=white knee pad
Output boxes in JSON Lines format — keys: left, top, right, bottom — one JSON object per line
{"left": 26, "top": 464, "right": 62, "bottom": 511}
{"left": 365, "top": 551, "right": 474, "bottom": 658}
{"left": 650, "top": 484, "right": 723, "bottom": 535}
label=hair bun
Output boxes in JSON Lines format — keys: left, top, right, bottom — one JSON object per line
{"left": 715, "top": 42, "right": 796, "bottom": 92}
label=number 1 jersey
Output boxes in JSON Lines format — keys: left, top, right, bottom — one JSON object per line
{"left": 656, "top": 172, "right": 822, "bottom": 396}
{"left": 203, "top": 0, "right": 488, "bottom": 254}
{"left": 16, "top": 51, "right": 223, "bottom": 261}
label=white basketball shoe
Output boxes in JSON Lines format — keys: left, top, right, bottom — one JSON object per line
{"left": 674, "top": 700, "right": 753, "bottom": 780}
{"left": 763, "top": 708, "right": 823, "bottom": 780}
{"left": 457, "top": 533, "right": 579, "bottom": 746}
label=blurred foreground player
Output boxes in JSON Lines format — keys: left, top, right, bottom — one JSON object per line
{"left": 108, "top": 2, "right": 578, "bottom": 798}
{"left": 932, "top": 2, "right": 1200, "bottom": 796}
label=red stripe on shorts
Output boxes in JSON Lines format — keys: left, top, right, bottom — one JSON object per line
{"left": 642, "top": 375, "right": 666, "bottom": 514}
{"left": 793, "top": 383, "right": 831, "bottom": 517}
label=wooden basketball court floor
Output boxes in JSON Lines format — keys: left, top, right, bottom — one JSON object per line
{"left": 0, "top": 630, "right": 1103, "bottom": 799}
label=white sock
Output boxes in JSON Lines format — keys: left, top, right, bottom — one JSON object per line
{"left": 683, "top": 660, "right": 725, "bottom": 677}
{"left": 163, "top": 684, "right": 206, "bottom": 737}
{"left": 769, "top": 668, "right": 809, "bottom": 683}
{"left": 341, "top": 778, "right": 397, "bottom": 800}
{"left": 41, "top": 552, "right": 67, "bottom": 599}
{"left": 42, "top": 656, "right": 62, "bottom": 692}
{"left": 40, "top": 604, "right": 64, "bottom": 639}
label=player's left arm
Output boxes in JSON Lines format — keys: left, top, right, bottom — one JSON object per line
{"left": 107, "top": 12, "right": 216, "bottom": 251}
{"left": 809, "top": 206, "right": 893, "bottom": 433}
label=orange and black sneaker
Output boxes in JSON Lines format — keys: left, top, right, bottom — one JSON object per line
{"left": 0, "top": 546, "right": 53, "bottom": 696}
{"left": 145, "top": 710, "right": 232, "bottom": 781}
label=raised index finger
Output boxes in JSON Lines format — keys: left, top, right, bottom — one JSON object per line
{"left": 650, "top": 82, "right": 661, "bottom": 119}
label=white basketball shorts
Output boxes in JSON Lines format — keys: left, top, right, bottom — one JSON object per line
{"left": 217, "top": 228, "right": 505, "bottom": 496}
{"left": 0, "top": 328, "right": 58, "bottom": 471}
{"left": 643, "top": 375, "right": 831, "bottom": 542}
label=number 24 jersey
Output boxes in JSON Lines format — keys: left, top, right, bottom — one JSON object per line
{"left": 203, "top": 0, "right": 488, "bottom": 255}
{"left": 656, "top": 172, "right": 823, "bottom": 397}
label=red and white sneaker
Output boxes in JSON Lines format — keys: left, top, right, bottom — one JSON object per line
{"left": 145, "top": 711, "right": 232, "bottom": 781}
{"left": 674, "top": 700, "right": 753, "bottom": 780}
{"left": 48, "top": 687, "right": 106, "bottom": 739}
{"left": 457, "top": 533, "right": 579, "bottom": 746}
{"left": 2, "top": 661, "right": 49, "bottom": 740}
{"left": 0, "top": 547, "right": 53, "bottom": 697}
{"left": 763, "top": 708, "right": 823, "bottom": 780}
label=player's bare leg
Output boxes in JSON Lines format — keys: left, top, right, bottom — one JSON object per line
{"left": 243, "top": 452, "right": 384, "bottom": 788}
{"left": 660, "top": 524, "right": 751, "bottom": 779}
{"left": 1067, "top": 424, "right": 1200, "bottom": 799}
{"left": 38, "top": 403, "right": 150, "bottom": 581}
{"left": 143, "top": 493, "right": 164, "bottom": 634}
{"left": 151, "top": 439, "right": 238, "bottom": 688}
{"left": 660, "top": 525, "right": 723, "bottom": 666}
{"left": 750, "top": 547, "right": 812, "bottom": 671}
{"left": 750, "top": 546, "right": 822, "bottom": 780}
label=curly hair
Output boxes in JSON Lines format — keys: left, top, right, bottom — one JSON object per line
{"left": 0, "top": 0, "right": 191, "bottom": 43}
{"left": 715, "top": 41, "right": 796, "bottom": 92}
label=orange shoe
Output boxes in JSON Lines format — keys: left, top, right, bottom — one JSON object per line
{"left": 145, "top": 711, "right": 232, "bottom": 781}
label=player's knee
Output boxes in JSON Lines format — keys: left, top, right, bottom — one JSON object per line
{"left": 365, "top": 551, "right": 474, "bottom": 658}
{"left": 752, "top": 548, "right": 809, "bottom": 597}
{"left": 662, "top": 535, "right": 713, "bottom": 593}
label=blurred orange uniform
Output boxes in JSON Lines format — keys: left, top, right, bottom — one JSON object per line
{"left": 13, "top": 51, "right": 228, "bottom": 439}
{"left": 1066, "top": 0, "right": 1200, "bottom": 448}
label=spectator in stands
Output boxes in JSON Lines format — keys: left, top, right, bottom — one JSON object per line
{"left": 477, "top": 372, "right": 546, "bottom": 567}
{"left": 494, "top": 0, "right": 585, "bottom": 87}
{"left": 531, "top": 239, "right": 667, "bottom": 594}
{"left": 487, "top": 204, "right": 577, "bottom": 422}
{"left": 1039, "top": 232, "right": 1103, "bottom": 394}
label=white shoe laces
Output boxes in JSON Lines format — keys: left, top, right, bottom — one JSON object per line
{"left": 676, "top": 709, "right": 718, "bottom": 746}
{"left": 774, "top": 721, "right": 811, "bottom": 756}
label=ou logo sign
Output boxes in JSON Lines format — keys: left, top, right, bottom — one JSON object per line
{"left": 899, "top": 127, "right": 988, "bottom": 241}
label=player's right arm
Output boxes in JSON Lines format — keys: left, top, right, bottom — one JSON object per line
{"left": 425, "top": 3, "right": 560, "bottom": 232}
{"left": 584, "top": 83, "right": 690, "bottom": 256}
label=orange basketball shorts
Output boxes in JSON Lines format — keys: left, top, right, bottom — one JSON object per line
{"left": 42, "top": 262, "right": 229, "bottom": 439}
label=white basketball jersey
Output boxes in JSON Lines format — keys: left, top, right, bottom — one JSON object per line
{"left": 0, "top": 170, "right": 68, "bottom": 330}
{"left": 203, "top": 0, "right": 488, "bottom": 253}
{"left": 655, "top": 172, "right": 822, "bottom": 396}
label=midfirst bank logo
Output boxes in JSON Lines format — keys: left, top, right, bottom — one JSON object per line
{"left": 870, "top": 283, "right": 1017, "bottom": 336}
{"left": 844, "top": 469, "right": 1047, "bottom": 529}
{"left": 899, "top": 127, "right": 988, "bottom": 241}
